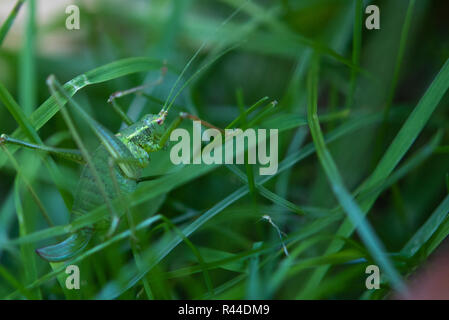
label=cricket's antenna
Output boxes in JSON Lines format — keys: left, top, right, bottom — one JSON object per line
{"left": 159, "top": 0, "right": 250, "bottom": 119}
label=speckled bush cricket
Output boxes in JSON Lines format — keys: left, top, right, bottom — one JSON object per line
{"left": 0, "top": 65, "right": 233, "bottom": 261}
{"left": 0, "top": 1, "right": 276, "bottom": 262}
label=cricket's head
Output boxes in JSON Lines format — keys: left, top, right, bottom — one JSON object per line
{"left": 141, "top": 113, "right": 167, "bottom": 132}
{"left": 134, "top": 113, "right": 167, "bottom": 152}
{"left": 117, "top": 112, "right": 168, "bottom": 159}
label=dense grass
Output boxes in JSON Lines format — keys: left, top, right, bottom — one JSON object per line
{"left": 0, "top": 0, "right": 448, "bottom": 299}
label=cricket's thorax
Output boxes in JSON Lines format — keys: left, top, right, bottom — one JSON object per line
{"left": 115, "top": 114, "right": 165, "bottom": 167}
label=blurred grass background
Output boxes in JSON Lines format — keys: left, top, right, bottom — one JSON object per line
{"left": 0, "top": 0, "right": 449, "bottom": 299}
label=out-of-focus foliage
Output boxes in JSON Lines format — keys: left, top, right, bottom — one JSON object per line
{"left": 0, "top": 0, "right": 448, "bottom": 299}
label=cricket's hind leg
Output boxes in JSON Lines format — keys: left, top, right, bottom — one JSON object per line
{"left": 35, "top": 228, "right": 93, "bottom": 262}
{"left": 1, "top": 132, "right": 92, "bottom": 263}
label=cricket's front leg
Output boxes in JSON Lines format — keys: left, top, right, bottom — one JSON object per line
{"left": 156, "top": 111, "right": 224, "bottom": 150}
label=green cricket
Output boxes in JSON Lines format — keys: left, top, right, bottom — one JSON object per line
{"left": 0, "top": 41, "right": 273, "bottom": 264}
{"left": 0, "top": 1, "right": 274, "bottom": 264}
{"left": 0, "top": 67, "right": 235, "bottom": 262}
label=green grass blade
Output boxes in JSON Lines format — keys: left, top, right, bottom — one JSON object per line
{"left": 19, "top": 0, "right": 36, "bottom": 115}
{"left": 416, "top": 215, "right": 449, "bottom": 262}
{"left": 303, "top": 57, "right": 449, "bottom": 296}
{"left": 236, "top": 89, "right": 258, "bottom": 209}
{"left": 374, "top": 0, "right": 416, "bottom": 163}
{"left": 306, "top": 56, "right": 405, "bottom": 293}
{"left": 0, "top": 264, "right": 33, "bottom": 299}
{"left": 400, "top": 195, "right": 449, "bottom": 258}
{"left": 246, "top": 242, "right": 263, "bottom": 299}
{"left": 345, "top": 0, "right": 362, "bottom": 110}
{"left": 0, "top": 144, "right": 53, "bottom": 226}
{"left": 382, "top": 0, "right": 416, "bottom": 125}
{"left": 0, "top": 83, "right": 75, "bottom": 207}
{"left": 13, "top": 178, "right": 41, "bottom": 299}
{"left": 0, "top": 0, "right": 25, "bottom": 46}
{"left": 0, "top": 83, "right": 40, "bottom": 142}
{"left": 226, "top": 164, "right": 306, "bottom": 216}
{"left": 366, "top": 57, "right": 449, "bottom": 190}
{"left": 163, "top": 0, "right": 248, "bottom": 113}
{"left": 358, "top": 131, "right": 442, "bottom": 202}
{"left": 222, "top": 0, "right": 365, "bottom": 73}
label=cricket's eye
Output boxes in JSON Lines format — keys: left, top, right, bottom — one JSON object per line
{"left": 141, "top": 115, "right": 154, "bottom": 125}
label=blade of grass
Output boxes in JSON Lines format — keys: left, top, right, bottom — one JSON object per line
{"left": 275, "top": 127, "right": 308, "bottom": 197}
{"left": 446, "top": 173, "right": 449, "bottom": 194}
{"left": 362, "top": 58, "right": 449, "bottom": 191}
{"left": 0, "top": 264, "right": 33, "bottom": 299}
{"left": 236, "top": 89, "right": 258, "bottom": 210}
{"left": 158, "top": 215, "right": 214, "bottom": 296}
{"left": 13, "top": 177, "right": 41, "bottom": 299}
{"left": 246, "top": 242, "right": 263, "bottom": 299}
{"left": 400, "top": 195, "right": 449, "bottom": 258}
{"left": 222, "top": 0, "right": 367, "bottom": 74}
{"left": 266, "top": 235, "right": 329, "bottom": 297}
{"left": 0, "top": 82, "right": 73, "bottom": 208}
{"left": 0, "top": 144, "right": 53, "bottom": 226}
{"left": 302, "top": 56, "right": 449, "bottom": 297}
{"left": 415, "top": 214, "right": 449, "bottom": 262}
{"left": 225, "top": 96, "right": 269, "bottom": 129}
{"left": 383, "top": 0, "right": 416, "bottom": 131}
{"left": 19, "top": 0, "right": 36, "bottom": 115}
{"left": 226, "top": 164, "right": 307, "bottom": 216}
{"left": 0, "top": 0, "right": 25, "bottom": 46}
{"left": 357, "top": 131, "right": 442, "bottom": 203}
{"left": 306, "top": 55, "right": 406, "bottom": 292}
{"left": 374, "top": 0, "right": 416, "bottom": 163}
{"left": 0, "top": 190, "right": 15, "bottom": 259}
{"left": 155, "top": 245, "right": 265, "bottom": 280}
{"left": 163, "top": 0, "right": 248, "bottom": 114}
{"left": 345, "top": 0, "right": 362, "bottom": 110}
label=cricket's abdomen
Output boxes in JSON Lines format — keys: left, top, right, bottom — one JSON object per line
{"left": 72, "top": 145, "right": 140, "bottom": 222}
{"left": 36, "top": 140, "right": 142, "bottom": 262}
